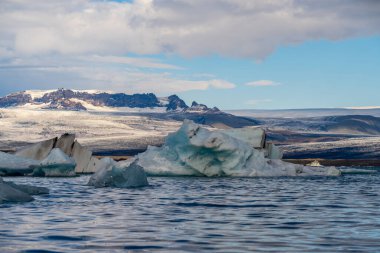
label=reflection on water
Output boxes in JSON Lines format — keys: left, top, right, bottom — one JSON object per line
{"left": 1, "top": 169, "right": 380, "bottom": 252}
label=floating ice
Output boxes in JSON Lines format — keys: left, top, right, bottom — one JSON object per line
{"left": 307, "top": 160, "right": 322, "bottom": 167}
{"left": 88, "top": 158, "right": 149, "bottom": 188}
{"left": 15, "top": 134, "right": 100, "bottom": 174}
{"left": 33, "top": 148, "right": 76, "bottom": 177}
{"left": 0, "top": 177, "right": 49, "bottom": 204}
{"left": 0, "top": 151, "right": 39, "bottom": 176}
{"left": 136, "top": 120, "right": 341, "bottom": 177}
{"left": 339, "top": 167, "right": 379, "bottom": 174}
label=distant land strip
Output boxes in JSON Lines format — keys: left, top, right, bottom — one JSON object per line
{"left": 285, "top": 159, "right": 380, "bottom": 167}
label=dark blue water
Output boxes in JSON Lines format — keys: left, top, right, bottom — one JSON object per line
{"left": 1, "top": 169, "right": 380, "bottom": 252}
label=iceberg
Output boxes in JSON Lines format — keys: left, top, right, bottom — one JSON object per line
{"left": 33, "top": 148, "right": 76, "bottom": 177}
{"left": 0, "top": 177, "right": 49, "bottom": 204}
{"left": 88, "top": 158, "right": 149, "bottom": 188}
{"left": 136, "top": 120, "right": 341, "bottom": 177}
{"left": 70, "top": 141, "right": 92, "bottom": 173}
{"left": 15, "top": 137, "right": 57, "bottom": 161}
{"left": 0, "top": 151, "right": 39, "bottom": 176}
{"left": 220, "top": 127, "right": 266, "bottom": 148}
{"left": 15, "top": 134, "right": 100, "bottom": 174}
{"left": 307, "top": 160, "right": 322, "bottom": 167}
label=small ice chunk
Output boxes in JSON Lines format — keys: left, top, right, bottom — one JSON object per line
{"left": 5, "top": 181, "right": 49, "bottom": 195}
{"left": 0, "top": 178, "right": 49, "bottom": 203}
{"left": 306, "top": 160, "right": 322, "bottom": 167}
{"left": 33, "top": 148, "right": 76, "bottom": 177}
{"left": 88, "top": 159, "right": 149, "bottom": 188}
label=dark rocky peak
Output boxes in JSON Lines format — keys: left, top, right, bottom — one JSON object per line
{"left": 33, "top": 89, "right": 160, "bottom": 108}
{"left": 42, "top": 99, "right": 87, "bottom": 111}
{"left": 35, "top": 89, "right": 89, "bottom": 103}
{"left": 0, "top": 92, "right": 32, "bottom": 107}
{"left": 0, "top": 89, "right": 219, "bottom": 113}
{"left": 185, "top": 101, "right": 221, "bottom": 113}
{"left": 166, "top": 95, "right": 188, "bottom": 111}
{"left": 101, "top": 93, "right": 160, "bottom": 108}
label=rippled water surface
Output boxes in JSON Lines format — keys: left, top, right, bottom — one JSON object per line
{"left": 1, "top": 168, "right": 380, "bottom": 252}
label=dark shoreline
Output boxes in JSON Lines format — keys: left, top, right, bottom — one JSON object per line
{"left": 284, "top": 159, "right": 380, "bottom": 167}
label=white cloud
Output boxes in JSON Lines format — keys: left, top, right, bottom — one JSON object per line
{"left": 245, "top": 80, "right": 280, "bottom": 87}
{"left": 0, "top": 62, "right": 236, "bottom": 95}
{"left": 87, "top": 55, "right": 182, "bottom": 70}
{"left": 78, "top": 69, "right": 236, "bottom": 94}
{"left": 0, "top": 0, "right": 379, "bottom": 59}
{"left": 0, "top": 0, "right": 379, "bottom": 95}
{"left": 0, "top": 54, "right": 181, "bottom": 70}
{"left": 209, "top": 79, "right": 236, "bottom": 89}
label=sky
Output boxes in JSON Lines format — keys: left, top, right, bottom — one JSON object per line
{"left": 0, "top": 0, "right": 379, "bottom": 109}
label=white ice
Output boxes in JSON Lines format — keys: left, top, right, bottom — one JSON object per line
{"left": 33, "top": 148, "right": 76, "bottom": 177}
{"left": 136, "top": 120, "right": 341, "bottom": 177}
{"left": 0, "top": 151, "right": 39, "bottom": 175}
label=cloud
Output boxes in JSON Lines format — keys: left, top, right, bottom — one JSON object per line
{"left": 0, "top": 0, "right": 379, "bottom": 96}
{"left": 209, "top": 80, "right": 236, "bottom": 89}
{"left": 0, "top": 0, "right": 379, "bottom": 59}
{"left": 0, "top": 54, "right": 181, "bottom": 70}
{"left": 245, "top": 99, "right": 273, "bottom": 106}
{"left": 88, "top": 55, "right": 182, "bottom": 69}
{"left": 0, "top": 62, "right": 236, "bottom": 95}
{"left": 245, "top": 80, "right": 280, "bottom": 87}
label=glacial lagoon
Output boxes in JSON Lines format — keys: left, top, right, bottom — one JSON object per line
{"left": 1, "top": 170, "right": 380, "bottom": 252}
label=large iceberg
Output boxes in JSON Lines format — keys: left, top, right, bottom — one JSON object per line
{"left": 88, "top": 158, "right": 149, "bottom": 188}
{"left": 136, "top": 120, "right": 341, "bottom": 177}
{"left": 0, "top": 177, "right": 49, "bottom": 204}
{"left": 32, "top": 148, "right": 76, "bottom": 177}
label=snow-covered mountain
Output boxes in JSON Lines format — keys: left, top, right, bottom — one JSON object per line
{"left": 0, "top": 89, "right": 193, "bottom": 112}
{"left": 0, "top": 89, "right": 258, "bottom": 154}
{"left": 2, "top": 89, "right": 379, "bottom": 160}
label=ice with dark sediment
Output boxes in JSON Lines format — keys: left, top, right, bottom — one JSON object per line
{"left": 14, "top": 134, "right": 100, "bottom": 174}
{"left": 88, "top": 158, "right": 149, "bottom": 188}
{"left": 136, "top": 120, "right": 341, "bottom": 177}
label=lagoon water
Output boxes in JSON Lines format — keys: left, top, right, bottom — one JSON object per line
{"left": 1, "top": 169, "right": 380, "bottom": 252}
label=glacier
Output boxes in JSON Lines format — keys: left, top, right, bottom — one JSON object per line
{"left": 136, "top": 120, "right": 341, "bottom": 177}
{"left": 88, "top": 158, "right": 149, "bottom": 188}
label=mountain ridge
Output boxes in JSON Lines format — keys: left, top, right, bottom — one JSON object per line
{"left": 0, "top": 88, "right": 259, "bottom": 129}
{"left": 0, "top": 88, "right": 217, "bottom": 113}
